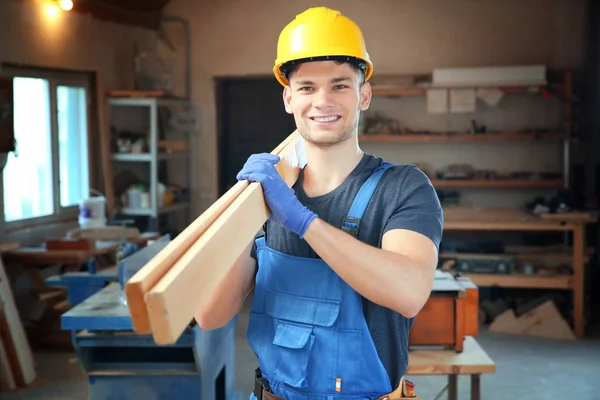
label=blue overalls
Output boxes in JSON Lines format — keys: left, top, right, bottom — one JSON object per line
{"left": 248, "top": 162, "right": 395, "bottom": 400}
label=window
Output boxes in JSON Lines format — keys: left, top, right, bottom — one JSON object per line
{"left": 1, "top": 67, "right": 91, "bottom": 227}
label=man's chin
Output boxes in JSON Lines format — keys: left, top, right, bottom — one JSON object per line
{"left": 299, "top": 129, "right": 354, "bottom": 148}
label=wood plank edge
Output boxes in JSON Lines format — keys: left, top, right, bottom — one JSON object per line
{"left": 125, "top": 180, "right": 249, "bottom": 334}
{"left": 125, "top": 130, "right": 299, "bottom": 334}
{"left": 145, "top": 133, "right": 302, "bottom": 343}
{"left": 146, "top": 183, "right": 269, "bottom": 344}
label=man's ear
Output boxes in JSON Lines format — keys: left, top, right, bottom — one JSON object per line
{"left": 283, "top": 86, "right": 293, "bottom": 114}
{"left": 359, "top": 82, "right": 372, "bottom": 111}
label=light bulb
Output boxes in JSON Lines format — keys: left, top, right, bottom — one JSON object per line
{"left": 59, "top": 0, "right": 73, "bottom": 11}
{"left": 45, "top": 3, "right": 59, "bottom": 16}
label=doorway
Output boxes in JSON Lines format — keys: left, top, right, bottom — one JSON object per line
{"left": 215, "top": 76, "right": 296, "bottom": 196}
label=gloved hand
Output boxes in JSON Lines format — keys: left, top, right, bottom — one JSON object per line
{"left": 236, "top": 153, "right": 317, "bottom": 238}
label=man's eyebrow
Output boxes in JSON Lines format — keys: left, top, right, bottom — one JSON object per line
{"left": 294, "top": 80, "right": 315, "bottom": 85}
{"left": 293, "top": 77, "right": 353, "bottom": 85}
{"left": 330, "top": 77, "right": 353, "bottom": 84}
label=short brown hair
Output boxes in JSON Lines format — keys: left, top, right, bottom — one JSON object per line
{"left": 281, "top": 56, "right": 366, "bottom": 84}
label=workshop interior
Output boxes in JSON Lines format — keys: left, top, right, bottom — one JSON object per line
{"left": 1, "top": 0, "right": 600, "bottom": 399}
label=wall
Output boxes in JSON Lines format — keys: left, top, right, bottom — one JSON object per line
{"left": 162, "top": 0, "right": 589, "bottom": 213}
{"left": 0, "top": 0, "right": 158, "bottom": 244}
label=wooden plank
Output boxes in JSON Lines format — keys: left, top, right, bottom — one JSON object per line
{"left": 67, "top": 226, "right": 140, "bottom": 241}
{"left": 539, "top": 211, "right": 599, "bottom": 223}
{"left": 460, "top": 273, "right": 572, "bottom": 289}
{"left": 358, "top": 132, "right": 563, "bottom": 143}
{"left": 372, "top": 85, "right": 547, "bottom": 97}
{"left": 441, "top": 251, "right": 590, "bottom": 264}
{"left": 489, "top": 301, "right": 576, "bottom": 340}
{"left": 125, "top": 130, "right": 300, "bottom": 335}
{"left": 0, "top": 301, "right": 16, "bottom": 392}
{"left": 142, "top": 132, "right": 306, "bottom": 344}
{"left": 406, "top": 337, "right": 495, "bottom": 375}
{"left": 442, "top": 206, "right": 576, "bottom": 231}
{"left": 0, "top": 258, "right": 35, "bottom": 386}
{"left": 0, "top": 243, "right": 19, "bottom": 254}
{"left": 432, "top": 179, "right": 563, "bottom": 189}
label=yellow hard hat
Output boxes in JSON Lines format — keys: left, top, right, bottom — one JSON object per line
{"left": 273, "top": 7, "right": 373, "bottom": 86}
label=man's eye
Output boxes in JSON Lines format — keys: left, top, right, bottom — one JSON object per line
{"left": 334, "top": 85, "right": 348, "bottom": 89}
{"left": 299, "top": 87, "right": 313, "bottom": 91}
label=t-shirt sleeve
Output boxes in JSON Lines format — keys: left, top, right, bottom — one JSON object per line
{"left": 250, "top": 240, "right": 258, "bottom": 260}
{"left": 383, "top": 165, "right": 444, "bottom": 250}
{"left": 250, "top": 223, "right": 267, "bottom": 260}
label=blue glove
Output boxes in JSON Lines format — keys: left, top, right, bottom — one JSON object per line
{"left": 236, "top": 153, "right": 317, "bottom": 238}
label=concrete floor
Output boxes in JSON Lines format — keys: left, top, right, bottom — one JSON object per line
{"left": 3, "top": 297, "right": 600, "bottom": 400}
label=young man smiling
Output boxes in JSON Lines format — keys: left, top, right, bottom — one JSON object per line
{"left": 195, "top": 6, "right": 443, "bottom": 400}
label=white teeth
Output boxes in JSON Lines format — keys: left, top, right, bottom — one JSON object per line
{"left": 313, "top": 116, "right": 339, "bottom": 122}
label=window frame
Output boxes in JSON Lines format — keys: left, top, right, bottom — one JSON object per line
{"left": 0, "top": 66, "right": 94, "bottom": 231}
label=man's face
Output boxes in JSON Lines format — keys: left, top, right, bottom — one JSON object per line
{"left": 282, "top": 61, "right": 372, "bottom": 148}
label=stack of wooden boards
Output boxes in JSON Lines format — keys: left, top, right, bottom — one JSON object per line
{"left": 125, "top": 130, "right": 306, "bottom": 344}
{"left": 0, "top": 243, "right": 36, "bottom": 392}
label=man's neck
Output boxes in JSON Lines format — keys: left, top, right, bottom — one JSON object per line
{"left": 302, "top": 136, "right": 364, "bottom": 197}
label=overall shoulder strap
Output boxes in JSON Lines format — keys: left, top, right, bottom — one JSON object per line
{"left": 255, "top": 235, "right": 266, "bottom": 249}
{"left": 341, "top": 162, "right": 394, "bottom": 237}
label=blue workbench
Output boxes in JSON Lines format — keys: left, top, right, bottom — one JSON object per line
{"left": 46, "top": 268, "right": 116, "bottom": 306}
{"left": 61, "top": 282, "right": 241, "bottom": 400}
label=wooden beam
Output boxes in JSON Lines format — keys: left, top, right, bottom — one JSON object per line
{"left": 71, "top": 1, "right": 167, "bottom": 30}
{"left": 125, "top": 130, "right": 302, "bottom": 335}
{"left": 141, "top": 131, "right": 305, "bottom": 344}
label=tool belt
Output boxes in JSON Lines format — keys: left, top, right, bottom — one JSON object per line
{"left": 253, "top": 368, "right": 419, "bottom": 400}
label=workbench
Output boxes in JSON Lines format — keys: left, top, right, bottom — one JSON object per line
{"left": 45, "top": 267, "right": 117, "bottom": 306}
{"left": 443, "top": 206, "right": 598, "bottom": 338}
{"left": 2, "top": 242, "right": 116, "bottom": 294}
{"left": 406, "top": 336, "right": 495, "bottom": 400}
{"left": 61, "top": 282, "right": 241, "bottom": 400}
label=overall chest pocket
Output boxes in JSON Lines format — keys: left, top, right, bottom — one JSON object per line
{"left": 265, "top": 289, "right": 340, "bottom": 389}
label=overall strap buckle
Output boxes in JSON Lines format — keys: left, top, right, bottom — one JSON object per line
{"left": 341, "top": 162, "right": 394, "bottom": 238}
{"left": 341, "top": 216, "right": 361, "bottom": 236}
{"left": 254, "top": 367, "right": 271, "bottom": 400}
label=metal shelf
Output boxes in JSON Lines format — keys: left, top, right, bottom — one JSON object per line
{"left": 112, "top": 153, "right": 190, "bottom": 162}
{"left": 108, "top": 95, "right": 193, "bottom": 230}
{"left": 121, "top": 202, "right": 191, "bottom": 217}
{"left": 108, "top": 96, "right": 189, "bottom": 108}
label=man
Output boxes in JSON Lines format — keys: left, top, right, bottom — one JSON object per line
{"left": 195, "top": 6, "right": 443, "bottom": 400}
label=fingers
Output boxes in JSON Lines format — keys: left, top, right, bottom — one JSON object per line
{"left": 247, "top": 153, "right": 280, "bottom": 165}
{"left": 237, "top": 172, "right": 271, "bottom": 184}
{"left": 237, "top": 153, "right": 281, "bottom": 181}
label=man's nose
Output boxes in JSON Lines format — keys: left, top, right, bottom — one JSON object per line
{"left": 313, "top": 88, "right": 334, "bottom": 108}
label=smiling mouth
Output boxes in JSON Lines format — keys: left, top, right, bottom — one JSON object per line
{"left": 310, "top": 115, "right": 341, "bottom": 123}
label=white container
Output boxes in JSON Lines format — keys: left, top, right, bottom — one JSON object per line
{"left": 127, "top": 188, "right": 143, "bottom": 208}
{"left": 78, "top": 196, "right": 107, "bottom": 228}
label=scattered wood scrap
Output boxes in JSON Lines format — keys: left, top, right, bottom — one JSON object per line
{"left": 489, "top": 299, "right": 575, "bottom": 340}
{"left": 0, "top": 256, "right": 36, "bottom": 392}
{"left": 125, "top": 130, "right": 306, "bottom": 344}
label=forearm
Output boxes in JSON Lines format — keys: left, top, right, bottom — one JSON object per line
{"left": 303, "top": 218, "right": 435, "bottom": 318}
{"left": 194, "top": 239, "right": 257, "bottom": 330}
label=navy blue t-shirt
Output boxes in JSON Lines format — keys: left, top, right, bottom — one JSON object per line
{"left": 250, "top": 152, "right": 444, "bottom": 389}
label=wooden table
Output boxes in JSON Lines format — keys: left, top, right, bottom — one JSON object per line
{"left": 2, "top": 243, "right": 117, "bottom": 293}
{"left": 442, "top": 207, "right": 598, "bottom": 338}
{"left": 406, "top": 337, "right": 495, "bottom": 400}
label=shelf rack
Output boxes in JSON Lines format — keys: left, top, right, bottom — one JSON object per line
{"left": 108, "top": 94, "right": 192, "bottom": 231}
{"left": 362, "top": 70, "right": 573, "bottom": 191}
{"left": 440, "top": 206, "right": 597, "bottom": 338}
{"left": 359, "top": 70, "right": 599, "bottom": 337}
